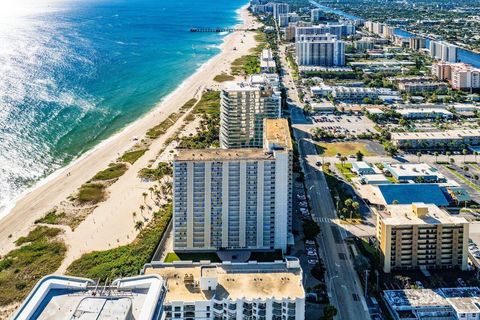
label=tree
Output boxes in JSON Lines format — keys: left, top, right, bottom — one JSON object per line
{"left": 392, "top": 200, "right": 399, "bottom": 205}
{"left": 416, "top": 151, "right": 422, "bottom": 162}
{"left": 475, "top": 151, "right": 478, "bottom": 163}
{"left": 434, "top": 151, "right": 439, "bottom": 163}
{"left": 475, "top": 175, "right": 479, "bottom": 183}
{"left": 142, "top": 192, "right": 148, "bottom": 203}
{"left": 134, "top": 220, "right": 144, "bottom": 231}
{"left": 356, "top": 150, "right": 364, "bottom": 161}
{"left": 340, "top": 156, "right": 348, "bottom": 167}
{"left": 303, "top": 221, "right": 320, "bottom": 240}
{"left": 351, "top": 201, "right": 360, "bottom": 220}
{"left": 463, "top": 149, "right": 468, "bottom": 163}
{"left": 450, "top": 158, "right": 455, "bottom": 164}
{"left": 321, "top": 305, "right": 338, "bottom": 320}
{"left": 311, "top": 261, "right": 326, "bottom": 281}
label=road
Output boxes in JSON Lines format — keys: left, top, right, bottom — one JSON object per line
{"left": 275, "top": 41, "right": 370, "bottom": 319}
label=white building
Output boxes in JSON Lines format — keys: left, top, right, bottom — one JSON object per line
{"left": 295, "top": 33, "right": 345, "bottom": 66}
{"left": 295, "top": 24, "right": 355, "bottom": 40}
{"left": 391, "top": 129, "right": 480, "bottom": 149}
{"left": 12, "top": 275, "right": 166, "bottom": 320}
{"left": 272, "top": 3, "right": 289, "bottom": 21}
{"left": 16, "top": 259, "right": 306, "bottom": 320}
{"left": 173, "top": 119, "right": 292, "bottom": 252}
{"left": 142, "top": 258, "right": 306, "bottom": 320}
{"left": 429, "top": 40, "right": 458, "bottom": 63}
{"left": 260, "top": 48, "right": 276, "bottom": 73}
{"left": 220, "top": 76, "right": 281, "bottom": 149}
{"left": 384, "top": 287, "right": 480, "bottom": 320}
{"left": 397, "top": 108, "right": 453, "bottom": 119}
{"left": 311, "top": 8, "right": 324, "bottom": 22}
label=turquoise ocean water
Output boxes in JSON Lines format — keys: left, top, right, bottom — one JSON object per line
{"left": 0, "top": 0, "right": 246, "bottom": 214}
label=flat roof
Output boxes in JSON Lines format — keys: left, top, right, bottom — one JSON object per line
{"left": 377, "top": 184, "right": 450, "bottom": 206}
{"left": 143, "top": 261, "right": 304, "bottom": 303}
{"left": 384, "top": 287, "right": 480, "bottom": 314}
{"left": 383, "top": 289, "right": 449, "bottom": 309}
{"left": 384, "top": 162, "right": 445, "bottom": 179}
{"left": 264, "top": 118, "right": 293, "bottom": 150}
{"left": 392, "top": 129, "right": 480, "bottom": 140}
{"left": 175, "top": 149, "right": 274, "bottom": 161}
{"left": 13, "top": 275, "right": 164, "bottom": 320}
{"left": 441, "top": 287, "right": 480, "bottom": 314}
{"left": 353, "top": 161, "right": 374, "bottom": 170}
{"left": 379, "top": 203, "right": 467, "bottom": 226}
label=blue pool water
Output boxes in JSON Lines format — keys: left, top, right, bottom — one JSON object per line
{"left": 0, "top": 0, "right": 246, "bottom": 214}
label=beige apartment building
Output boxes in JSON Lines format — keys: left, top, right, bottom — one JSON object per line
{"left": 377, "top": 203, "right": 468, "bottom": 273}
{"left": 173, "top": 119, "right": 292, "bottom": 253}
{"left": 391, "top": 129, "right": 480, "bottom": 150}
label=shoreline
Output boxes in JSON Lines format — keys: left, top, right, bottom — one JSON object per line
{"left": 0, "top": 3, "right": 258, "bottom": 256}
{"left": 0, "top": 5, "right": 246, "bottom": 221}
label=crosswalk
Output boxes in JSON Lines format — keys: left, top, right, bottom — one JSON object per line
{"left": 316, "top": 217, "right": 336, "bottom": 224}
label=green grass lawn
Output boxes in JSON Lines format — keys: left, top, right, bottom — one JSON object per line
{"left": 0, "top": 226, "right": 66, "bottom": 306}
{"left": 213, "top": 73, "right": 235, "bottom": 82}
{"left": 164, "top": 252, "right": 221, "bottom": 263}
{"left": 34, "top": 209, "right": 66, "bottom": 225}
{"left": 317, "top": 142, "right": 375, "bottom": 157}
{"left": 77, "top": 183, "right": 107, "bottom": 204}
{"left": 67, "top": 203, "right": 172, "bottom": 280}
{"left": 335, "top": 163, "right": 355, "bottom": 182}
{"left": 92, "top": 163, "right": 128, "bottom": 181}
{"left": 120, "top": 149, "right": 148, "bottom": 164}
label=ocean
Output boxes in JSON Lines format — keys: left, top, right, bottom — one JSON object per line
{"left": 0, "top": 0, "right": 246, "bottom": 215}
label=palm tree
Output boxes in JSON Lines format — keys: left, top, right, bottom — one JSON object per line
{"left": 142, "top": 192, "right": 148, "bottom": 203}
{"left": 475, "top": 151, "right": 478, "bottom": 164}
{"left": 434, "top": 151, "right": 439, "bottom": 164}
{"left": 416, "top": 151, "right": 422, "bottom": 162}
{"left": 392, "top": 200, "right": 399, "bottom": 205}
{"left": 148, "top": 187, "right": 154, "bottom": 199}
{"left": 134, "top": 220, "right": 144, "bottom": 231}
{"left": 139, "top": 204, "right": 145, "bottom": 213}
{"left": 132, "top": 211, "right": 137, "bottom": 219}
{"left": 462, "top": 149, "right": 468, "bottom": 163}
{"left": 340, "top": 156, "right": 347, "bottom": 167}
{"left": 351, "top": 201, "right": 360, "bottom": 220}
{"left": 446, "top": 151, "right": 451, "bottom": 162}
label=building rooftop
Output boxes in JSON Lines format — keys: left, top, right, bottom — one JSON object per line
{"left": 383, "top": 162, "right": 445, "bottom": 179}
{"left": 264, "top": 118, "right": 293, "bottom": 150}
{"left": 142, "top": 260, "right": 304, "bottom": 303}
{"left": 441, "top": 287, "right": 480, "bottom": 314}
{"left": 13, "top": 275, "right": 165, "bottom": 320}
{"left": 384, "top": 287, "right": 480, "bottom": 314}
{"left": 175, "top": 149, "right": 274, "bottom": 161}
{"left": 379, "top": 203, "right": 467, "bottom": 226}
{"left": 383, "top": 289, "right": 449, "bottom": 309}
{"left": 392, "top": 129, "right": 480, "bottom": 140}
{"left": 377, "top": 184, "right": 450, "bottom": 206}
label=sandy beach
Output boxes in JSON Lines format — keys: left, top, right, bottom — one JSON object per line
{"left": 0, "top": 4, "right": 260, "bottom": 266}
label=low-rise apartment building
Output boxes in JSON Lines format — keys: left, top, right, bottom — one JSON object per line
{"left": 260, "top": 48, "right": 276, "bottom": 73}
{"left": 377, "top": 203, "right": 468, "bottom": 273}
{"left": 391, "top": 129, "right": 480, "bottom": 150}
{"left": 173, "top": 119, "right": 292, "bottom": 253}
{"left": 397, "top": 81, "right": 448, "bottom": 94}
{"left": 383, "top": 287, "right": 480, "bottom": 320}
{"left": 142, "top": 258, "right": 305, "bottom": 320}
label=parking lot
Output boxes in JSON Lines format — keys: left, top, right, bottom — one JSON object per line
{"left": 312, "top": 114, "right": 377, "bottom": 137}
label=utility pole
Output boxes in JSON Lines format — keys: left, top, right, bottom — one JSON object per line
{"left": 364, "top": 270, "right": 369, "bottom": 297}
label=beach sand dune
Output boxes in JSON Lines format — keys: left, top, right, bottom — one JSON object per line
{"left": 0, "top": 6, "right": 260, "bottom": 268}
